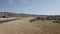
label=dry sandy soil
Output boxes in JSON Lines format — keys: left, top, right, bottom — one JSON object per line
{"left": 0, "top": 17, "right": 60, "bottom": 34}
{"left": 0, "top": 17, "right": 20, "bottom": 21}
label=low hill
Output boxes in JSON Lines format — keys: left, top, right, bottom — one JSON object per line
{"left": 0, "top": 12, "right": 40, "bottom": 17}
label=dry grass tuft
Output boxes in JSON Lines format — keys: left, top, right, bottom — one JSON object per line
{"left": 30, "top": 17, "right": 45, "bottom": 22}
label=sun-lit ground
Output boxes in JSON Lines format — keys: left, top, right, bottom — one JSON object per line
{"left": 0, "top": 17, "right": 60, "bottom": 34}
{"left": 0, "top": 17, "right": 21, "bottom": 21}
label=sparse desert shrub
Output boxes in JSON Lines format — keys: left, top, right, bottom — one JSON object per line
{"left": 2, "top": 16, "right": 7, "bottom": 18}
{"left": 2, "top": 16, "right": 6, "bottom": 18}
{"left": 0, "top": 15, "right": 9, "bottom": 18}
{"left": 35, "top": 17, "right": 45, "bottom": 20}
{"left": 46, "top": 16, "right": 53, "bottom": 20}
{"left": 30, "top": 17, "right": 45, "bottom": 22}
{"left": 35, "top": 17, "right": 41, "bottom": 20}
{"left": 56, "top": 18, "right": 60, "bottom": 20}
{"left": 30, "top": 19, "right": 35, "bottom": 22}
{"left": 46, "top": 16, "right": 57, "bottom": 20}
{"left": 46, "top": 16, "right": 60, "bottom": 20}
{"left": 53, "top": 20, "right": 60, "bottom": 24}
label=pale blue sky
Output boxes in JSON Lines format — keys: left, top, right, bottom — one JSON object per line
{"left": 0, "top": 0, "right": 60, "bottom": 15}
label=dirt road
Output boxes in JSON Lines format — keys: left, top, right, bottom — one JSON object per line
{"left": 0, "top": 17, "right": 21, "bottom": 23}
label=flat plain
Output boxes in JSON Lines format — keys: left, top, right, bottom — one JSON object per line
{"left": 0, "top": 17, "right": 60, "bottom": 34}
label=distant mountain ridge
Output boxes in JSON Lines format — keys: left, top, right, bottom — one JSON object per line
{"left": 0, "top": 12, "right": 40, "bottom": 17}
{"left": 0, "top": 12, "right": 60, "bottom": 18}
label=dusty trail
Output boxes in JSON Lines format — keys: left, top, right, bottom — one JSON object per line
{"left": 0, "top": 17, "right": 60, "bottom": 34}
{"left": 0, "top": 17, "right": 21, "bottom": 23}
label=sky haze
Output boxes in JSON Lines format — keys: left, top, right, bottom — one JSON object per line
{"left": 0, "top": 0, "right": 60, "bottom": 15}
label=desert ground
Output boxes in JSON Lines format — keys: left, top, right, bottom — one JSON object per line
{"left": 0, "top": 17, "right": 60, "bottom": 34}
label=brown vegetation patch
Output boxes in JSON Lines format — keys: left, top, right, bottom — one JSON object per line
{"left": 53, "top": 20, "right": 60, "bottom": 24}
{"left": 30, "top": 17, "right": 45, "bottom": 22}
